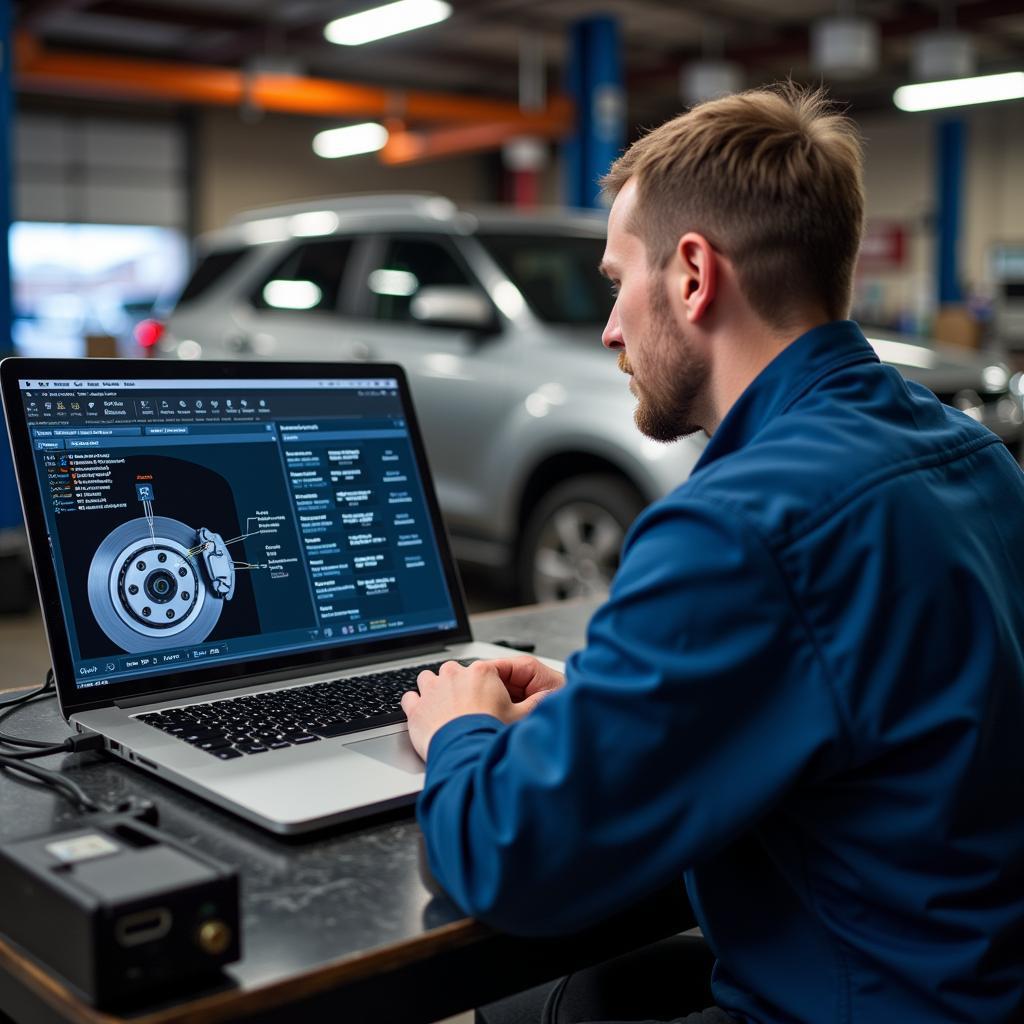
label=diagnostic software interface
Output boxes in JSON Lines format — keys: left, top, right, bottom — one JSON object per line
{"left": 16, "top": 375, "right": 458, "bottom": 690}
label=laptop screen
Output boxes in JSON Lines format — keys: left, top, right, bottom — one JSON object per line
{"left": 13, "top": 373, "right": 460, "bottom": 694}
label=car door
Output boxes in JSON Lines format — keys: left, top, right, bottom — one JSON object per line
{"left": 230, "top": 235, "right": 371, "bottom": 361}
{"left": 343, "top": 233, "right": 521, "bottom": 531}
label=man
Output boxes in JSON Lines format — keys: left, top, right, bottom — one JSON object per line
{"left": 400, "top": 85, "right": 1024, "bottom": 1023}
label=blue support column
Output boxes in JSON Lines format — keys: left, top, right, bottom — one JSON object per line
{"left": 562, "top": 16, "right": 624, "bottom": 209}
{"left": 936, "top": 118, "right": 965, "bottom": 306}
{"left": 0, "top": 0, "right": 21, "bottom": 534}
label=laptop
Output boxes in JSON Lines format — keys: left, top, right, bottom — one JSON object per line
{"left": 1, "top": 358, "right": 555, "bottom": 833}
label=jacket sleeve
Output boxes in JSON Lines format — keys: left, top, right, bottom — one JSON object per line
{"left": 417, "top": 498, "right": 849, "bottom": 935}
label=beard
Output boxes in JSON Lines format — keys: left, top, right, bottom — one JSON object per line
{"left": 617, "top": 286, "right": 710, "bottom": 442}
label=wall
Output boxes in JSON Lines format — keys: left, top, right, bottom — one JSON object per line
{"left": 963, "top": 102, "right": 1024, "bottom": 288}
{"left": 15, "top": 110, "right": 185, "bottom": 227}
{"left": 856, "top": 110, "right": 933, "bottom": 330}
{"left": 854, "top": 102, "right": 1024, "bottom": 333}
{"left": 195, "top": 107, "right": 561, "bottom": 234}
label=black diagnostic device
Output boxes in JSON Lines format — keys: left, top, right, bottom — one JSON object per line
{"left": 0, "top": 816, "right": 240, "bottom": 1008}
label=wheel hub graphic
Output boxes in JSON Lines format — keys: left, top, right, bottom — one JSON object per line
{"left": 88, "top": 516, "right": 231, "bottom": 653}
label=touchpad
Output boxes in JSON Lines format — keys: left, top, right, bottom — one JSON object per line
{"left": 345, "top": 731, "right": 425, "bottom": 775}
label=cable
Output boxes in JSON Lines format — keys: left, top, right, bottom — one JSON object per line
{"left": 0, "top": 668, "right": 61, "bottom": 749}
{"left": 0, "top": 668, "right": 56, "bottom": 747}
{"left": 0, "top": 752, "right": 100, "bottom": 813}
{"left": 2, "top": 743, "right": 72, "bottom": 760}
{"left": 0, "top": 670, "right": 114, "bottom": 758}
{"left": 0, "top": 666, "right": 54, "bottom": 705}
{"left": 0, "top": 668, "right": 158, "bottom": 820}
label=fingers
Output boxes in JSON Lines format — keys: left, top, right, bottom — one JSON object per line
{"left": 497, "top": 657, "right": 565, "bottom": 697}
{"left": 518, "top": 690, "right": 551, "bottom": 713}
{"left": 504, "top": 688, "right": 554, "bottom": 723}
{"left": 416, "top": 666, "right": 444, "bottom": 691}
{"left": 400, "top": 689, "right": 420, "bottom": 716}
{"left": 489, "top": 656, "right": 544, "bottom": 691}
{"left": 414, "top": 659, "right": 558, "bottom": 710}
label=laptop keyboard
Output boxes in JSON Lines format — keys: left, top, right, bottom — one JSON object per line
{"left": 133, "top": 659, "right": 477, "bottom": 760}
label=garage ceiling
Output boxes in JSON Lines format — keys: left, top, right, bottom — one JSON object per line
{"left": 14, "top": 0, "right": 1024, "bottom": 122}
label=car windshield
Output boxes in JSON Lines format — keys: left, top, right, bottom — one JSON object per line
{"left": 478, "top": 233, "right": 613, "bottom": 325}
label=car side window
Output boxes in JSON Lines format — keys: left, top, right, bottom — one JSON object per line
{"left": 178, "top": 248, "right": 249, "bottom": 305}
{"left": 369, "top": 237, "right": 475, "bottom": 322}
{"left": 250, "top": 238, "right": 353, "bottom": 313}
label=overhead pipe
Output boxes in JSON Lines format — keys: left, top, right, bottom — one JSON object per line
{"left": 14, "top": 34, "right": 573, "bottom": 132}
{"left": 380, "top": 118, "right": 563, "bottom": 166}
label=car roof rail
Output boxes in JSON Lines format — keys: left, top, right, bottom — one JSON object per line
{"left": 227, "top": 193, "right": 457, "bottom": 225}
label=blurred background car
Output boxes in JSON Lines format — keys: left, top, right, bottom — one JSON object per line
{"left": 158, "top": 193, "right": 1024, "bottom": 603}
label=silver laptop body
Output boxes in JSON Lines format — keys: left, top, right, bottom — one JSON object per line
{"left": 2, "top": 358, "right": 552, "bottom": 834}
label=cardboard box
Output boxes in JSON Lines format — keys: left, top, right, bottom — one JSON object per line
{"left": 932, "top": 305, "right": 982, "bottom": 349}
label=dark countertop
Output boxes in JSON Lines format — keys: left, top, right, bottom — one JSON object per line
{"left": 0, "top": 599, "right": 694, "bottom": 1024}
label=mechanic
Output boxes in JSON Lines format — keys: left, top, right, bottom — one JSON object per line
{"left": 400, "top": 85, "right": 1024, "bottom": 1024}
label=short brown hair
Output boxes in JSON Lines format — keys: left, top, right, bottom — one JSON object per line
{"left": 601, "top": 84, "right": 864, "bottom": 327}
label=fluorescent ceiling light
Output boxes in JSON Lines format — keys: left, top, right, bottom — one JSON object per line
{"left": 894, "top": 71, "right": 1024, "bottom": 112}
{"left": 262, "top": 280, "right": 322, "bottom": 310}
{"left": 312, "top": 123, "right": 389, "bottom": 159}
{"left": 324, "top": 0, "right": 452, "bottom": 46}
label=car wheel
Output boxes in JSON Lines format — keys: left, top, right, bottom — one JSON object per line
{"left": 517, "top": 475, "right": 646, "bottom": 604}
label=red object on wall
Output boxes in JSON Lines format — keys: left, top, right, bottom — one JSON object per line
{"left": 858, "top": 222, "right": 907, "bottom": 271}
{"left": 509, "top": 170, "right": 540, "bottom": 208}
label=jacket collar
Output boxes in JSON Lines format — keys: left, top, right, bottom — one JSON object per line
{"left": 693, "top": 320, "right": 879, "bottom": 475}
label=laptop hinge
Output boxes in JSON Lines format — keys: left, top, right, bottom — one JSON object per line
{"left": 114, "top": 641, "right": 452, "bottom": 709}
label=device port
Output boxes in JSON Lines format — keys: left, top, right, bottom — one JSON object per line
{"left": 108, "top": 740, "right": 121, "bottom": 752}
{"left": 115, "top": 908, "right": 172, "bottom": 947}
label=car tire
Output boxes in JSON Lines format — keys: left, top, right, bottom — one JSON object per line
{"left": 516, "top": 474, "right": 647, "bottom": 604}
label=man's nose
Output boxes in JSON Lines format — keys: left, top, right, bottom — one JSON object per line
{"left": 602, "top": 302, "right": 623, "bottom": 349}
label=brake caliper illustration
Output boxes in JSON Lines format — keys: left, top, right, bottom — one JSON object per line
{"left": 86, "top": 481, "right": 239, "bottom": 654}
{"left": 197, "top": 527, "right": 236, "bottom": 600}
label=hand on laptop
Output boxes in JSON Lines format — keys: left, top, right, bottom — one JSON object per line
{"left": 489, "top": 656, "right": 566, "bottom": 716}
{"left": 402, "top": 657, "right": 564, "bottom": 760}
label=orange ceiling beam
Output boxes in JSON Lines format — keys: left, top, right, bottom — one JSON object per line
{"left": 381, "top": 120, "right": 563, "bottom": 166}
{"left": 14, "top": 35, "right": 573, "bottom": 132}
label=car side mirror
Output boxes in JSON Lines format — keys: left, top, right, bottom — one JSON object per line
{"left": 410, "top": 286, "right": 497, "bottom": 332}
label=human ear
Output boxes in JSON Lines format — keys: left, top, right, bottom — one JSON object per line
{"left": 676, "top": 232, "right": 717, "bottom": 323}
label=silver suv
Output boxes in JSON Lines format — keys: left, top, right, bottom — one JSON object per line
{"left": 161, "top": 194, "right": 1023, "bottom": 601}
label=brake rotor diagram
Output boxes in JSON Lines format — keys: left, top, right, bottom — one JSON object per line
{"left": 86, "top": 481, "right": 266, "bottom": 653}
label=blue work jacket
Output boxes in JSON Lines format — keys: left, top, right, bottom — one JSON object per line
{"left": 418, "top": 320, "right": 1024, "bottom": 1023}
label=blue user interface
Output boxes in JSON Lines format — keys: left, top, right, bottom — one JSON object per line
{"left": 17, "top": 376, "right": 459, "bottom": 690}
